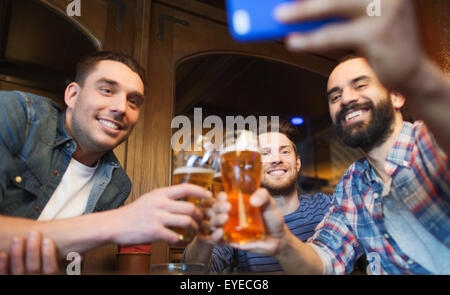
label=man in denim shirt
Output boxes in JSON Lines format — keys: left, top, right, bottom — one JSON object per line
{"left": 0, "top": 51, "right": 210, "bottom": 274}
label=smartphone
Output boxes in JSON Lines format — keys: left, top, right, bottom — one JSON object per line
{"left": 226, "top": 0, "right": 343, "bottom": 42}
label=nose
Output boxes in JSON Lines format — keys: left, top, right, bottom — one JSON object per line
{"left": 266, "top": 151, "right": 282, "bottom": 166}
{"left": 110, "top": 93, "right": 127, "bottom": 117}
{"left": 341, "top": 87, "right": 359, "bottom": 107}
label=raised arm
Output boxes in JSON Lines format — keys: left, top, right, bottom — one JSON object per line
{"left": 275, "top": 0, "right": 450, "bottom": 155}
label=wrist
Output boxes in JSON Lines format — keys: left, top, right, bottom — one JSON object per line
{"left": 273, "top": 228, "right": 297, "bottom": 260}
{"left": 99, "top": 208, "right": 125, "bottom": 245}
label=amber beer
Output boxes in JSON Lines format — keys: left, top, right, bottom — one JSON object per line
{"left": 172, "top": 167, "right": 215, "bottom": 241}
{"left": 220, "top": 150, "right": 265, "bottom": 244}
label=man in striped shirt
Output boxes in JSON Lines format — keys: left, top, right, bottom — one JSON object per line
{"left": 182, "top": 120, "right": 333, "bottom": 273}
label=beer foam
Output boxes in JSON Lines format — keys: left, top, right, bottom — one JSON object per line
{"left": 221, "top": 145, "right": 259, "bottom": 155}
{"left": 173, "top": 167, "right": 215, "bottom": 175}
{"left": 221, "top": 130, "right": 259, "bottom": 154}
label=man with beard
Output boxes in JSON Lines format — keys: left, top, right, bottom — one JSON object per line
{"left": 0, "top": 51, "right": 210, "bottom": 274}
{"left": 210, "top": 56, "right": 449, "bottom": 274}
{"left": 182, "top": 120, "right": 332, "bottom": 273}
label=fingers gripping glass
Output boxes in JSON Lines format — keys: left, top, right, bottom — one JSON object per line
{"left": 171, "top": 135, "right": 218, "bottom": 242}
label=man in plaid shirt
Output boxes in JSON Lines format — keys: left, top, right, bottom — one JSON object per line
{"left": 307, "top": 56, "right": 450, "bottom": 274}
{"left": 210, "top": 0, "right": 449, "bottom": 274}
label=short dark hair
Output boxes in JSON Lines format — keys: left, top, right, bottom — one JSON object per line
{"left": 337, "top": 53, "right": 362, "bottom": 65}
{"left": 262, "top": 118, "right": 300, "bottom": 155}
{"left": 75, "top": 51, "right": 146, "bottom": 92}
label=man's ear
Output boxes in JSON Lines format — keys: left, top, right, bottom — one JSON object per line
{"left": 64, "top": 82, "right": 80, "bottom": 109}
{"left": 390, "top": 91, "right": 406, "bottom": 111}
{"left": 296, "top": 156, "right": 301, "bottom": 173}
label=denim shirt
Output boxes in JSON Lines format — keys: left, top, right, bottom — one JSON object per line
{"left": 0, "top": 91, "right": 131, "bottom": 219}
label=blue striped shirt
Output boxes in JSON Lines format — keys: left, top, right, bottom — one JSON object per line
{"left": 208, "top": 192, "right": 332, "bottom": 273}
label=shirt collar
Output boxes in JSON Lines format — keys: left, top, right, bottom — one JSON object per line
{"left": 385, "top": 121, "right": 414, "bottom": 169}
{"left": 362, "top": 121, "right": 414, "bottom": 181}
{"left": 55, "top": 110, "right": 73, "bottom": 146}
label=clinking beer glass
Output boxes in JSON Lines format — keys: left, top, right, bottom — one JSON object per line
{"left": 171, "top": 136, "right": 217, "bottom": 242}
{"left": 220, "top": 130, "right": 265, "bottom": 244}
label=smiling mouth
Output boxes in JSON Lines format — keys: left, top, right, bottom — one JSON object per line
{"left": 342, "top": 108, "right": 369, "bottom": 124}
{"left": 98, "top": 119, "right": 121, "bottom": 130}
{"left": 267, "top": 169, "right": 288, "bottom": 177}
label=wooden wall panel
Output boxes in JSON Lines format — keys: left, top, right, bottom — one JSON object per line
{"left": 416, "top": 0, "right": 450, "bottom": 73}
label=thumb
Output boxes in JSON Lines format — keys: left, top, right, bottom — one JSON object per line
{"left": 249, "top": 188, "right": 275, "bottom": 209}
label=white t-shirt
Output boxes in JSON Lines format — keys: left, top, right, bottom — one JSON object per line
{"left": 38, "top": 158, "right": 98, "bottom": 221}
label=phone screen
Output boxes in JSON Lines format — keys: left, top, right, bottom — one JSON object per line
{"left": 226, "top": 0, "right": 343, "bottom": 42}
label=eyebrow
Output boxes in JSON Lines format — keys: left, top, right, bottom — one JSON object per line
{"left": 96, "top": 78, "right": 119, "bottom": 88}
{"left": 260, "top": 145, "right": 293, "bottom": 151}
{"left": 96, "top": 78, "right": 145, "bottom": 101}
{"left": 327, "top": 75, "right": 372, "bottom": 97}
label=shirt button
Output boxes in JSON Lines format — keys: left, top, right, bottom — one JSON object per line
{"left": 66, "top": 143, "right": 71, "bottom": 147}
{"left": 15, "top": 176, "right": 22, "bottom": 183}
{"left": 407, "top": 259, "right": 414, "bottom": 265}
{"left": 35, "top": 205, "right": 41, "bottom": 212}
{"left": 373, "top": 193, "right": 380, "bottom": 199}
{"left": 54, "top": 170, "right": 60, "bottom": 177}
{"left": 384, "top": 234, "right": 390, "bottom": 239}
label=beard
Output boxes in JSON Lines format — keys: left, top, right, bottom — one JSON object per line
{"left": 261, "top": 170, "right": 298, "bottom": 197}
{"left": 333, "top": 94, "right": 395, "bottom": 151}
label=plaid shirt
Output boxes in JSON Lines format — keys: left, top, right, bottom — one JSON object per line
{"left": 308, "top": 121, "right": 450, "bottom": 274}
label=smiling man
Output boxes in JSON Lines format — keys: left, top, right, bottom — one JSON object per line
{"left": 182, "top": 120, "right": 332, "bottom": 273}
{"left": 308, "top": 56, "right": 450, "bottom": 274}
{"left": 210, "top": 56, "right": 449, "bottom": 275}
{"left": 0, "top": 51, "right": 210, "bottom": 274}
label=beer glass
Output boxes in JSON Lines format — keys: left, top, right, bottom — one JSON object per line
{"left": 211, "top": 154, "right": 224, "bottom": 198}
{"left": 220, "top": 130, "right": 265, "bottom": 244}
{"left": 212, "top": 171, "right": 224, "bottom": 198}
{"left": 171, "top": 135, "right": 216, "bottom": 242}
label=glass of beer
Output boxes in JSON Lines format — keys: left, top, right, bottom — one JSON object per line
{"left": 171, "top": 135, "right": 217, "bottom": 242}
{"left": 212, "top": 171, "right": 224, "bottom": 198}
{"left": 220, "top": 130, "right": 265, "bottom": 244}
{"left": 211, "top": 154, "right": 224, "bottom": 198}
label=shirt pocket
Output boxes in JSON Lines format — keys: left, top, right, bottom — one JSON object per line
{"left": 0, "top": 160, "right": 43, "bottom": 217}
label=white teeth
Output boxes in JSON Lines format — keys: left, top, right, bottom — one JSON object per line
{"left": 99, "top": 119, "right": 119, "bottom": 130}
{"left": 345, "top": 110, "right": 363, "bottom": 121}
{"left": 268, "top": 170, "right": 286, "bottom": 176}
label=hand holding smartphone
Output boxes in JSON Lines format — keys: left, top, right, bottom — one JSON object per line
{"left": 226, "top": 0, "right": 344, "bottom": 42}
